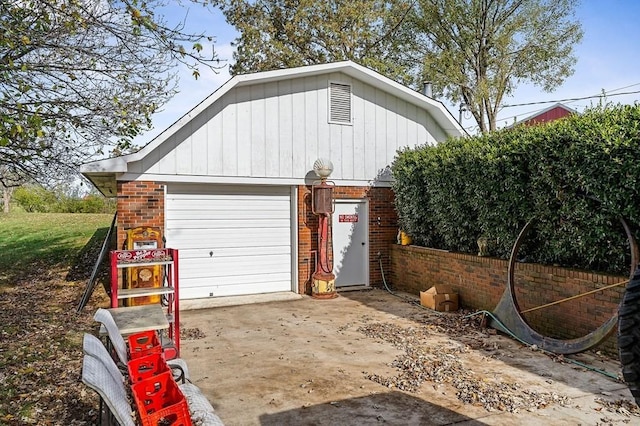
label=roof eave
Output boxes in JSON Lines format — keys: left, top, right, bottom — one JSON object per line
{"left": 80, "top": 157, "right": 128, "bottom": 197}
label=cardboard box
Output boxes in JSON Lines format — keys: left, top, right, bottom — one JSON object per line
{"left": 420, "top": 285, "right": 459, "bottom": 312}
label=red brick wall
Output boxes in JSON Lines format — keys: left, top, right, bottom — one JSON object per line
{"left": 297, "top": 185, "right": 398, "bottom": 294}
{"left": 116, "top": 181, "right": 165, "bottom": 249}
{"left": 389, "top": 245, "right": 627, "bottom": 354}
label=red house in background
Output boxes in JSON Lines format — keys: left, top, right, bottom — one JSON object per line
{"left": 515, "top": 102, "right": 577, "bottom": 126}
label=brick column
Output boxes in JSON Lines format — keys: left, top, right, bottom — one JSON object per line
{"left": 116, "top": 181, "right": 165, "bottom": 249}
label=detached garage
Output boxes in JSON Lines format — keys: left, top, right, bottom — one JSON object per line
{"left": 81, "top": 61, "right": 464, "bottom": 302}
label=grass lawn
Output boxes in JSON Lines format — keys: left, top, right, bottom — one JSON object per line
{"left": 0, "top": 211, "right": 113, "bottom": 287}
{"left": 0, "top": 211, "right": 113, "bottom": 424}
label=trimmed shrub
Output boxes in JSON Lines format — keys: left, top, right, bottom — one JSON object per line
{"left": 392, "top": 104, "right": 640, "bottom": 275}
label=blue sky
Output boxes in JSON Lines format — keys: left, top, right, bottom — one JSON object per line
{"left": 496, "top": 1, "right": 640, "bottom": 130}
{"left": 133, "top": 1, "right": 640, "bottom": 145}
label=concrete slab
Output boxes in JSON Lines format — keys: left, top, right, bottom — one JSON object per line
{"left": 180, "top": 291, "right": 303, "bottom": 310}
{"left": 179, "top": 289, "right": 639, "bottom": 425}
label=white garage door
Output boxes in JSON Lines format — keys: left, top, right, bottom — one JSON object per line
{"left": 165, "top": 184, "right": 294, "bottom": 299}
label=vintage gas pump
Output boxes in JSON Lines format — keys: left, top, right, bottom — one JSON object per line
{"left": 125, "top": 227, "right": 163, "bottom": 305}
{"left": 311, "top": 159, "right": 337, "bottom": 299}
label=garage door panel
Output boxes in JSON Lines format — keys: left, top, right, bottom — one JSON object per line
{"left": 181, "top": 266, "right": 291, "bottom": 281}
{"left": 165, "top": 184, "right": 293, "bottom": 299}
{"left": 167, "top": 197, "right": 290, "bottom": 209}
{"left": 180, "top": 276, "right": 291, "bottom": 299}
{"left": 178, "top": 246, "right": 290, "bottom": 259}
{"left": 167, "top": 231, "right": 290, "bottom": 244}
{"left": 180, "top": 272, "right": 291, "bottom": 287}
{"left": 171, "top": 193, "right": 289, "bottom": 205}
{"left": 167, "top": 209, "right": 289, "bottom": 221}
{"left": 180, "top": 254, "right": 291, "bottom": 277}
{"left": 164, "top": 230, "right": 291, "bottom": 248}
{"left": 166, "top": 218, "right": 291, "bottom": 229}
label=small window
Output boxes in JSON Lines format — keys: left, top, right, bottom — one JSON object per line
{"left": 329, "top": 82, "right": 352, "bottom": 125}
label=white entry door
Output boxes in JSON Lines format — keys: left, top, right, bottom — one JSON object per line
{"left": 332, "top": 199, "right": 368, "bottom": 287}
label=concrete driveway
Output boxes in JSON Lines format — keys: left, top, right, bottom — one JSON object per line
{"left": 179, "top": 289, "right": 638, "bottom": 425}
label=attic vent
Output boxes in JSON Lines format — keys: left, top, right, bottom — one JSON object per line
{"left": 329, "top": 82, "right": 352, "bottom": 124}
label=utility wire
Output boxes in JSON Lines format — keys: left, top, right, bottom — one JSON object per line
{"left": 495, "top": 86, "right": 640, "bottom": 127}
{"left": 606, "top": 82, "right": 640, "bottom": 93}
{"left": 459, "top": 83, "right": 640, "bottom": 131}
{"left": 501, "top": 89, "right": 640, "bottom": 108}
{"left": 503, "top": 82, "right": 640, "bottom": 109}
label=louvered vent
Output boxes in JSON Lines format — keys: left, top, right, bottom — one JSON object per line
{"left": 329, "top": 82, "right": 352, "bottom": 124}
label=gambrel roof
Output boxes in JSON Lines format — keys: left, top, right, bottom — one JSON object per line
{"left": 82, "top": 61, "right": 465, "bottom": 196}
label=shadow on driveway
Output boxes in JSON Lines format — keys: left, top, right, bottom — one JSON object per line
{"left": 258, "top": 391, "right": 483, "bottom": 425}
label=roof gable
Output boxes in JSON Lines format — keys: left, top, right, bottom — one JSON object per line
{"left": 81, "top": 61, "right": 465, "bottom": 196}
{"left": 515, "top": 103, "right": 577, "bottom": 127}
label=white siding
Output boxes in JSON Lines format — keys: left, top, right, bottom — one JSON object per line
{"left": 236, "top": 86, "right": 252, "bottom": 177}
{"left": 265, "top": 83, "right": 280, "bottom": 177}
{"left": 251, "top": 85, "right": 266, "bottom": 177}
{"left": 138, "top": 72, "right": 447, "bottom": 183}
{"left": 305, "top": 77, "right": 321, "bottom": 173}
{"left": 291, "top": 78, "right": 307, "bottom": 178}
{"left": 278, "top": 79, "right": 293, "bottom": 177}
{"left": 221, "top": 91, "right": 238, "bottom": 175}
{"left": 207, "top": 101, "right": 223, "bottom": 175}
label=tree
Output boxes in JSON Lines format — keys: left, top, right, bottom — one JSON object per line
{"left": 215, "top": 0, "right": 582, "bottom": 133}
{"left": 213, "top": 0, "right": 415, "bottom": 84}
{"left": 0, "top": 0, "right": 221, "bottom": 187}
{"left": 410, "top": 0, "right": 583, "bottom": 132}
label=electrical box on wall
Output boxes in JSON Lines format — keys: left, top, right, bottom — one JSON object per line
{"left": 125, "top": 227, "right": 163, "bottom": 306}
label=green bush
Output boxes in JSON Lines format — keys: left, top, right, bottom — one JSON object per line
{"left": 13, "top": 185, "right": 57, "bottom": 212}
{"left": 392, "top": 104, "right": 640, "bottom": 275}
{"left": 13, "top": 185, "right": 116, "bottom": 214}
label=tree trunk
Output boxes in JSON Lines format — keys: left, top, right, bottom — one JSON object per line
{"left": 2, "top": 186, "right": 13, "bottom": 213}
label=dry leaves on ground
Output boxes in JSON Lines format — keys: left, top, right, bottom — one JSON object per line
{"left": 358, "top": 308, "right": 637, "bottom": 415}
{"left": 0, "top": 269, "right": 105, "bottom": 425}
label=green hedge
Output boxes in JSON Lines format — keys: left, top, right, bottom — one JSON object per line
{"left": 392, "top": 104, "right": 640, "bottom": 275}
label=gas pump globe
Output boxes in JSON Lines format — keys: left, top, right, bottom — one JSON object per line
{"left": 311, "top": 158, "right": 337, "bottom": 299}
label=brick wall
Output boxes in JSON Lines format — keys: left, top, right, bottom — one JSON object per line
{"left": 297, "top": 185, "right": 398, "bottom": 294}
{"left": 389, "top": 245, "right": 627, "bottom": 354}
{"left": 116, "top": 181, "right": 165, "bottom": 249}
